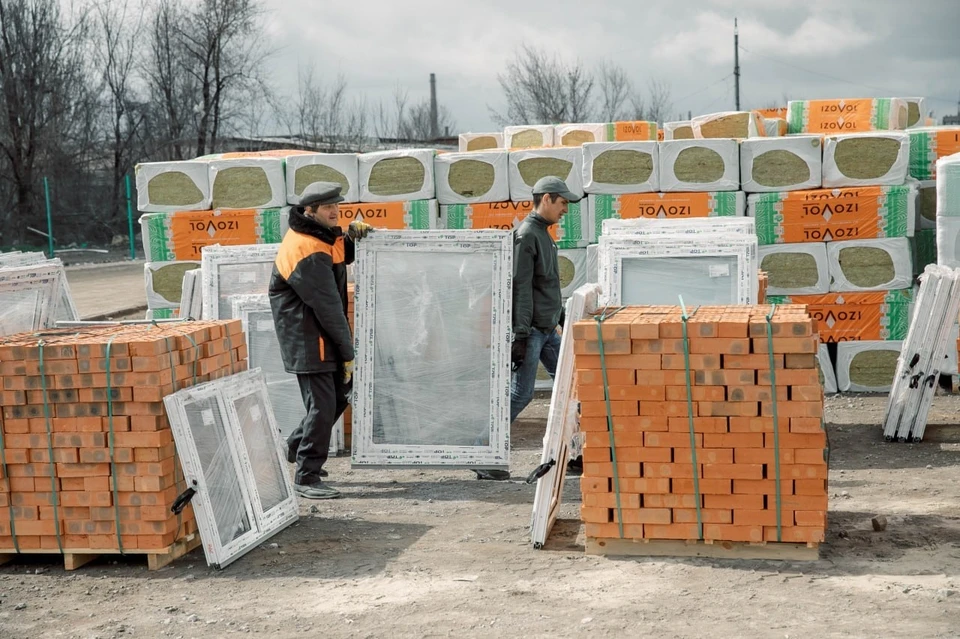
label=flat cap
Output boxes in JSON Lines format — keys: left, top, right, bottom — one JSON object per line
{"left": 532, "top": 176, "right": 581, "bottom": 203}
{"left": 298, "top": 182, "right": 345, "bottom": 207}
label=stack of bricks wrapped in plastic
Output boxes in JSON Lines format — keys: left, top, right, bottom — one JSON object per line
{"left": 573, "top": 305, "right": 827, "bottom": 546}
{"left": 0, "top": 321, "right": 246, "bottom": 555}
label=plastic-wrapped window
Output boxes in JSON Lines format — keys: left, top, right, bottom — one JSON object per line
{"left": 183, "top": 394, "right": 252, "bottom": 548}
{"left": 231, "top": 295, "right": 343, "bottom": 454}
{"left": 165, "top": 369, "right": 298, "bottom": 568}
{"left": 352, "top": 230, "right": 512, "bottom": 468}
{"left": 620, "top": 255, "right": 741, "bottom": 305}
{"left": 200, "top": 245, "right": 279, "bottom": 320}
{"left": 371, "top": 251, "right": 494, "bottom": 447}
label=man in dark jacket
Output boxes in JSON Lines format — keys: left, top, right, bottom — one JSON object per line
{"left": 475, "top": 177, "right": 581, "bottom": 482}
{"left": 511, "top": 176, "right": 581, "bottom": 422}
{"left": 269, "top": 182, "right": 372, "bottom": 500}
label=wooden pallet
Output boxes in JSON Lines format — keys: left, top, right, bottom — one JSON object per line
{"left": 0, "top": 533, "right": 201, "bottom": 571}
{"left": 586, "top": 536, "right": 820, "bottom": 562}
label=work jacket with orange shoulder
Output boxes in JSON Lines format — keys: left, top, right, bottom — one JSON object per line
{"left": 269, "top": 208, "right": 355, "bottom": 374}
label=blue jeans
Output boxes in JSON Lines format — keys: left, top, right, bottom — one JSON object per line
{"left": 511, "top": 327, "right": 561, "bottom": 423}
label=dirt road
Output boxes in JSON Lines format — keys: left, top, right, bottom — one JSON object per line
{"left": 1, "top": 393, "right": 959, "bottom": 638}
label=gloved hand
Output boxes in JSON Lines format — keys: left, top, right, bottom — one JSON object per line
{"left": 343, "top": 359, "right": 355, "bottom": 384}
{"left": 347, "top": 220, "right": 374, "bottom": 241}
{"left": 511, "top": 337, "right": 527, "bottom": 372}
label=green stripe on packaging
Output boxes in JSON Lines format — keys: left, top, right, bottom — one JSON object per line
{"left": 751, "top": 193, "right": 783, "bottom": 245}
{"left": 874, "top": 98, "right": 891, "bottom": 130}
{"left": 787, "top": 102, "right": 805, "bottom": 134}
{"left": 407, "top": 201, "right": 434, "bottom": 230}
{"left": 909, "top": 130, "right": 934, "bottom": 181}
{"left": 442, "top": 204, "right": 468, "bottom": 230}
{"left": 713, "top": 192, "right": 740, "bottom": 217}
{"left": 592, "top": 194, "right": 617, "bottom": 240}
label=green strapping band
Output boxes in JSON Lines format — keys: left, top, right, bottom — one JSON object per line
{"left": 765, "top": 305, "right": 783, "bottom": 543}
{"left": 594, "top": 307, "right": 625, "bottom": 539}
{"left": 37, "top": 341, "right": 64, "bottom": 554}
{"left": 104, "top": 337, "right": 125, "bottom": 554}
{"left": 0, "top": 410, "right": 19, "bottom": 552}
{"left": 679, "top": 298, "right": 704, "bottom": 541}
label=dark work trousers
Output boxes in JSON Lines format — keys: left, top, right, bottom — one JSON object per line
{"left": 288, "top": 370, "right": 350, "bottom": 485}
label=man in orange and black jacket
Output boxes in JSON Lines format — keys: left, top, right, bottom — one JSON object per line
{"left": 269, "top": 182, "right": 372, "bottom": 500}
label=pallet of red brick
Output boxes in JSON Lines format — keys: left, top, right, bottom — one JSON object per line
{"left": 0, "top": 320, "right": 247, "bottom": 563}
{"left": 573, "top": 305, "right": 827, "bottom": 548}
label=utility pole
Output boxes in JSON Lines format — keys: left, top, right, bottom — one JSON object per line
{"left": 734, "top": 18, "right": 741, "bottom": 111}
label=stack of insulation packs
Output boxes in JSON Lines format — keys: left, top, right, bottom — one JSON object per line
{"left": 754, "top": 97, "right": 930, "bottom": 393}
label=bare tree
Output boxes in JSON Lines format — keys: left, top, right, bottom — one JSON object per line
{"left": 285, "top": 66, "right": 369, "bottom": 152}
{"left": 596, "top": 60, "right": 633, "bottom": 122}
{"left": 630, "top": 79, "right": 673, "bottom": 122}
{"left": 0, "top": 0, "right": 93, "bottom": 243}
{"left": 492, "top": 45, "right": 595, "bottom": 125}
{"left": 93, "top": 0, "right": 144, "bottom": 222}
{"left": 143, "top": 0, "right": 194, "bottom": 159}
{"left": 402, "top": 99, "right": 456, "bottom": 141}
{"left": 177, "top": 0, "right": 267, "bottom": 156}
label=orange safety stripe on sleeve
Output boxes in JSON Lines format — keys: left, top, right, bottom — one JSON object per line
{"left": 275, "top": 231, "right": 333, "bottom": 280}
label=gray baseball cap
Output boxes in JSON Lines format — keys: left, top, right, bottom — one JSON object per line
{"left": 298, "top": 182, "right": 345, "bottom": 207}
{"left": 531, "top": 176, "right": 581, "bottom": 203}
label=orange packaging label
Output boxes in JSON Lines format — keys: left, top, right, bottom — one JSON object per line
{"left": 613, "top": 121, "right": 657, "bottom": 141}
{"left": 936, "top": 130, "right": 960, "bottom": 159}
{"left": 166, "top": 209, "right": 264, "bottom": 260}
{"left": 798, "top": 99, "right": 892, "bottom": 133}
{"left": 338, "top": 201, "right": 436, "bottom": 232}
{"left": 771, "top": 291, "right": 912, "bottom": 342}
{"left": 598, "top": 192, "right": 742, "bottom": 220}
{"left": 451, "top": 201, "right": 565, "bottom": 242}
{"left": 751, "top": 185, "right": 912, "bottom": 244}
{"left": 755, "top": 107, "right": 787, "bottom": 120}
{"left": 339, "top": 202, "right": 406, "bottom": 230}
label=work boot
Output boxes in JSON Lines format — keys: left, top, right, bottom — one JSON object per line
{"left": 472, "top": 469, "right": 511, "bottom": 481}
{"left": 286, "top": 440, "right": 327, "bottom": 476}
{"left": 566, "top": 456, "right": 583, "bottom": 476}
{"left": 294, "top": 481, "right": 340, "bottom": 500}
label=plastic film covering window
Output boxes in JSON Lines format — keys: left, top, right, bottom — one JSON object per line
{"left": 622, "top": 255, "right": 741, "bottom": 305}
{"left": 183, "top": 393, "right": 252, "bottom": 548}
{"left": 352, "top": 230, "right": 512, "bottom": 467}
{"left": 165, "top": 369, "right": 298, "bottom": 568}
{"left": 598, "top": 235, "right": 758, "bottom": 307}
{"left": 530, "top": 283, "right": 602, "bottom": 548}
{"left": 230, "top": 294, "right": 343, "bottom": 454}
{"left": 230, "top": 390, "right": 290, "bottom": 512}
{"left": 372, "top": 250, "right": 493, "bottom": 446}
{"left": 200, "top": 244, "right": 279, "bottom": 319}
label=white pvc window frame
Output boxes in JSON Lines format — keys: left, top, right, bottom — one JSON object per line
{"left": 598, "top": 235, "right": 758, "bottom": 307}
{"left": 200, "top": 244, "right": 279, "bottom": 320}
{"left": 231, "top": 294, "right": 344, "bottom": 454}
{"left": 0, "top": 263, "right": 65, "bottom": 332}
{"left": 164, "top": 369, "right": 298, "bottom": 569}
{"left": 351, "top": 230, "right": 512, "bottom": 468}
{"left": 0, "top": 255, "right": 78, "bottom": 321}
{"left": 531, "top": 283, "right": 601, "bottom": 548}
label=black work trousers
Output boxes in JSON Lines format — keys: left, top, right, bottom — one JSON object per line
{"left": 288, "top": 370, "right": 350, "bottom": 485}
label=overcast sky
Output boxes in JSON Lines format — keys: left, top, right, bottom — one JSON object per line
{"left": 261, "top": 0, "right": 960, "bottom": 133}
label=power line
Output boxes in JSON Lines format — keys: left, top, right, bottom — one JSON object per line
{"left": 673, "top": 73, "right": 734, "bottom": 104}
{"left": 738, "top": 45, "right": 958, "bottom": 104}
